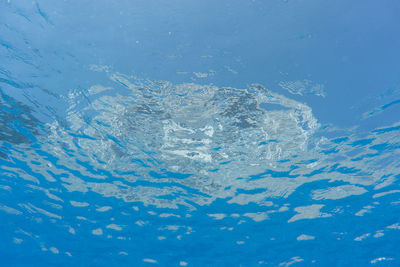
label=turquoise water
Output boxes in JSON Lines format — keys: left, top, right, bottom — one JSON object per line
{"left": 1, "top": 1, "right": 400, "bottom": 266}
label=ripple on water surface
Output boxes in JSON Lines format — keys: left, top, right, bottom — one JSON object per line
{"left": 1, "top": 67, "right": 400, "bottom": 265}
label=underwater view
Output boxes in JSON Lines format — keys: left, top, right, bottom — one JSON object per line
{"left": 1, "top": 0, "right": 400, "bottom": 266}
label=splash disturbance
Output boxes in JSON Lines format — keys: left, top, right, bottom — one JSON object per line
{"left": 46, "top": 69, "right": 320, "bottom": 208}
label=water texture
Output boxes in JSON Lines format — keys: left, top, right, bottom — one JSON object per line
{"left": 1, "top": 1, "right": 400, "bottom": 266}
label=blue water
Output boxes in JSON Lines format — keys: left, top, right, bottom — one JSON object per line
{"left": 1, "top": 0, "right": 400, "bottom": 266}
